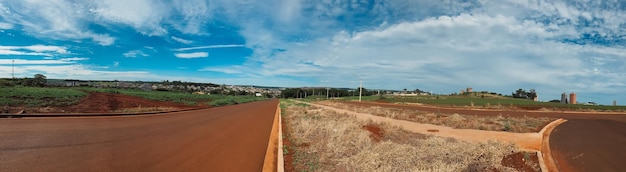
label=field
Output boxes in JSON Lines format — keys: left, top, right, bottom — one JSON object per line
{"left": 0, "top": 87, "right": 87, "bottom": 107}
{"left": 0, "top": 87, "right": 267, "bottom": 113}
{"left": 280, "top": 100, "right": 540, "bottom": 171}
{"left": 334, "top": 95, "right": 626, "bottom": 111}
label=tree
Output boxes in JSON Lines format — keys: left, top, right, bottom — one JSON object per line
{"left": 527, "top": 89, "right": 537, "bottom": 100}
{"left": 511, "top": 88, "right": 537, "bottom": 100}
{"left": 512, "top": 88, "right": 527, "bottom": 99}
{"left": 33, "top": 74, "right": 47, "bottom": 87}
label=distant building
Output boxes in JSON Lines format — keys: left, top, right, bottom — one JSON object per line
{"left": 466, "top": 87, "right": 472, "bottom": 93}
{"left": 614, "top": 100, "right": 617, "bottom": 106}
{"left": 569, "top": 92, "right": 577, "bottom": 105}
{"left": 560, "top": 92, "right": 567, "bottom": 104}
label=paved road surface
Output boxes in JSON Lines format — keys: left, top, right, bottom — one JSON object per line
{"left": 0, "top": 99, "right": 279, "bottom": 172}
{"left": 550, "top": 119, "right": 626, "bottom": 172}
{"left": 343, "top": 101, "right": 626, "bottom": 172}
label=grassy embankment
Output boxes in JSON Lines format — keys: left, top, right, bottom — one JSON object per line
{"left": 0, "top": 87, "right": 87, "bottom": 107}
{"left": 0, "top": 87, "right": 266, "bottom": 107}
{"left": 280, "top": 99, "right": 536, "bottom": 171}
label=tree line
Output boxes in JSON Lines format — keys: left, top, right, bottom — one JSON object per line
{"left": 280, "top": 87, "right": 379, "bottom": 98}
{"left": 511, "top": 88, "right": 537, "bottom": 100}
{"left": 0, "top": 74, "right": 47, "bottom": 87}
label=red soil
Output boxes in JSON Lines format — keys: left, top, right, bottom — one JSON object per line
{"left": 361, "top": 124, "right": 384, "bottom": 142}
{"left": 281, "top": 114, "right": 296, "bottom": 172}
{"left": 501, "top": 152, "right": 540, "bottom": 172}
{"left": 62, "top": 92, "right": 201, "bottom": 113}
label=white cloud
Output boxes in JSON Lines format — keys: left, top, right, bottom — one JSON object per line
{"left": 199, "top": 66, "right": 243, "bottom": 74}
{"left": 0, "top": 22, "right": 12, "bottom": 29}
{"left": 113, "top": 61, "right": 119, "bottom": 67}
{"left": 171, "top": 36, "right": 193, "bottom": 44}
{"left": 59, "top": 57, "right": 89, "bottom": 61}
{"left": 174, "top": 52, "right": 208, "bottom": 59}
{"left": 0, "top": 45, "right": 69, "bottom": 56}
{"left": 175, "top": 44, "right": 245, "bottom": 51}
{"left": 90, "top": 0, "right": 168, "bottom": 36}
{"left": 123, "top": 50, "right": 149, "bottom": 58}
{"left": 168, "top": 0, "right": 213, "bottom": 35}
{"left": 225, "top": 11, "right": 625, "bottom": 104}
{"left": 0, "top": 58, "right": 84, "bottom": 65}
{"left": 0, "top": 1, "right": 116, "bottom": 46}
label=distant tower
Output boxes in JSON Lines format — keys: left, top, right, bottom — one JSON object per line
{"left": 560, "top": 93, "right": 567, "bottom": 104}
{"left": 466, "top": 87, "right": 473, "bottom": 93}
{"left": 569, "top": 92, "right": 577, "bottom": 105}
{"left": 614, "top": 100, "right": 617, "bottom": 106}
{"left": 533, "top": 94, "right": 539, "bottom": 102}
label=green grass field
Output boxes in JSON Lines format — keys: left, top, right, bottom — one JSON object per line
{"left": 0, "top": 87, "right": 87, "bottom": 107}
{"left": 0, "top": 87, "right": 267, "bottom": 107}
{"left": 337, "top": 95, "right": 626, "bottom": 111}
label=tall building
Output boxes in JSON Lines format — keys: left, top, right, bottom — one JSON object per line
{"left": 560, "top": 92, "right": 567, "bottom": 104}
{"left": 614, "top": 100, "right": 617, "bottom": 106}
{"left": 569, "top": 92, "right": 577, "bottom": 105}
{"left": 466, "top": 87, "right": 473, "bottom": 93}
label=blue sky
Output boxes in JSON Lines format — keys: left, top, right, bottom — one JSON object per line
{"left": 0, "top": 0, "right": 624, "bottom": 105}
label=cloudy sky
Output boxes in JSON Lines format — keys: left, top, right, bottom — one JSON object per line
{"left": 0, "top": 0, "right": 624, "bottom": 104}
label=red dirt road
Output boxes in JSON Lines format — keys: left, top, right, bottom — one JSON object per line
{"left": 342, "top": 101, "right": 626, "bottom": 172}
{"left": 0, "top": 99, "right": 279, "bottom": 172}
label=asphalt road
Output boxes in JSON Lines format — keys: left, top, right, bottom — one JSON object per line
{"left": 0, "top": 99, "right": 279, "bottom": 172}
{"left": 342, "top": 101, "right": 626, "bottom": 172}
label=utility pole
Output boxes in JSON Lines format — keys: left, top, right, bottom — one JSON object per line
{"left": 326, "top": 88, "right": 329, "bottom": 99}
{"left": 359, "top": 78, "right": 362, "bottom": 102}
{"left": 12, "top": 59, "right": 15, "bottom": 79}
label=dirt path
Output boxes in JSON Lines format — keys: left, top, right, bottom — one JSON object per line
{"left": 0, "top": 99, "right": 278, "bottom": 172}
{"left": 342, "top": 101, "right": 626, "bottom": 172}
{"left": 295, "top": 100, "right": 551, "bottom": 151}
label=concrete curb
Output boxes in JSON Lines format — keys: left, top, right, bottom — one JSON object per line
{"left": 262, "top": 104, "right": 284, "bottom": 172}
{"left": 0, "top": 107, "right": 212, "bottom": 118}
{"left": 538, "top": 118, "right": 567, "bottom": 172}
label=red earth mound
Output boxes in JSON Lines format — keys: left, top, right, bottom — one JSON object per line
{"left": 501, "top": 152, "right": 541, "bottom": 172}
{"left": 362, "top": 124, "right": 384, "bottom": 142}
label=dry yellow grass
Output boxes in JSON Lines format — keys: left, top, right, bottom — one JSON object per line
{"left": 316, "top": 101, "right": 553, "bottom": 133}
{"left": 282, "top": 100, "right": 524, "bottom": 171}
